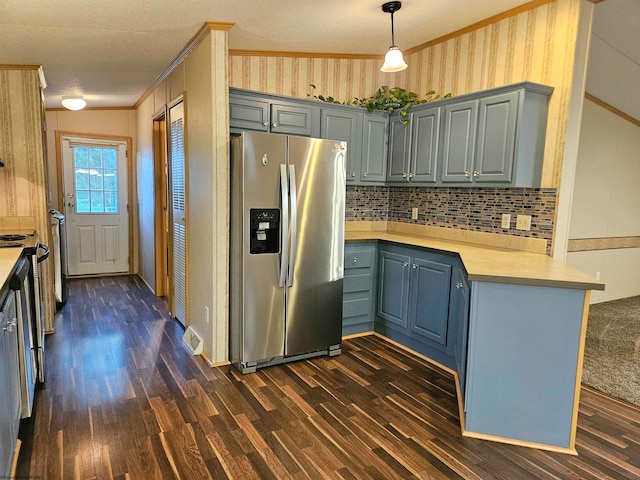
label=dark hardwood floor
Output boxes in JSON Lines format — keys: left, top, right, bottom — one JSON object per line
{"left": 16, "top": 275, "right": 640, "bottom": 479}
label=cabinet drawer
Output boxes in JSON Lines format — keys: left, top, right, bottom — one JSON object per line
{"left": 343, "top": 298, "right": 371, "bottom": 318}
{"left": 344, "top": 250, "right": 374, "bottom": 269}
{"left": 343, "top": 274, "right": 371, "bottom": 294}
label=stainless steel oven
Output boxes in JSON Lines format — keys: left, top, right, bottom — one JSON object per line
{"left": 0, "top": 232, "right": 49, "bottom": 384}
{"left": 9, "top": 257, "right": 36, "bottom": 418}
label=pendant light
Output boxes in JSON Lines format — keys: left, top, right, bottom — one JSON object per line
{"left": 380, "top": 1, "right": 408, "bottom": 73}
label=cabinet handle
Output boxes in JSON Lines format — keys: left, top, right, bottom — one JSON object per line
{"left": 412, "top": 264, "right": 417, "bottom": 269}
{"left": 402, "top": 173, "right": 407, "bottom": 178}
{"left": 262, "top": 121, "right": 269, "bottom": 127}
{"left": 3, "top": 318, "right": 17, "bottom": 332}
{"left": 473, "top": 171, "right": 479, "bottom": 177}
{"left": 272, "top": 123, "right": 278, "bottom": 128}
{"left": 351, "top": 172, "right": 356, "bottom": 177}
{"left": 464, "top": 171, "right": 471, "bottom": 178}
{"left": 363, "top": 173, "right": 368, "bottom": 178}
{"left": 456, "top": 281, "right": 464, "bottom": 289}
{"left": 352, "top": 258, "right": 358, "bottom": 264}
{"left": 403, "top": 262, "right": 409, "bottom": 267}
{"left": 409, "top": 173, "right": 414, "bottom": 178}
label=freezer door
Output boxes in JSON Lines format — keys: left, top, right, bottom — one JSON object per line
{"left": 285, "top": 136, "right": 346, "bottom": 355}
{"left": 231, "top": 132, "right": 287, "bottom": 365}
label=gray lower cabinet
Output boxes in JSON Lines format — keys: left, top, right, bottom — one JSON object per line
{"left": 376, "top": 243, "right": 467, "bottom": 371}
{"left": 0, "top": 291, "right": 20, "bottom": 478}
{"left": 342, "top": 243, "right": 377, "bottom": 336}
{"left": 230, "top": 92, "right": 317, "bottom": 137}
{"left": 450, "top": 267, "right": 470, "bottom": 400}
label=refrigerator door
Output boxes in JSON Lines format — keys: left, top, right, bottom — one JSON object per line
{"left": 285, "top": 136, "right": 346, "bottom": 356}
{"left": 231, "top": 132, "right": 287, "bottom": 365}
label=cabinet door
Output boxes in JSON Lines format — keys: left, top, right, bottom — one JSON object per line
{"left": 0, "top": 294, "right": 20, "bottom": 477}
{"left": 450, "top": 268, "right": 470, "bottom": 400}
{"left": 361, "top": 114, "right": 389, "bottom": 183}
{"left": 441, "top": 99, "right": 478, "bottom": 183}
{"left": 321, "top": 108, "right": 362, "bottom": 183}
{"left": 343, "top": 244, "right": 377, "bottom": 334}
{"left": 386, "top": 116, "right": 411, "bottom": 183}
{"left": 408, "top": 257, "right": 451, "bottom": 346}
{"left": 377, "top": 250, "right": 411, "bottom": 329}
{"left": 410, "top": 106, "right": 440, "bottom": 183}
{"left": 270, "top": 103, "right": 314, "bottom": 136}
{"left": 475, "top": 91, "right": 519, "bottom": 183}
{"left": 229, "top": 96, "right": 269, "bottom": 132}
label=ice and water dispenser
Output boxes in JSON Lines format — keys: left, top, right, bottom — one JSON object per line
{"left": 249, "top": 209, "right": 280, "bottom": 254}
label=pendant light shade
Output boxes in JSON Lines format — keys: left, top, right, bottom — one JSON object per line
{"left": 380, "top": 1, "right": 408, "bottom": 73}
{"left": 61, "top": 96, "right": 86, "bottom": 111}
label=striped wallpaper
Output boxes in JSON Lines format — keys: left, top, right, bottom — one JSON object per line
{"left": 229, "top": 0, "right": 581, "bottom": 189}
{"left": 0, "top": 67, "right": 55, "bottom": 331}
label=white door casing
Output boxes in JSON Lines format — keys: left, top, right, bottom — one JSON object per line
{"left": 62, "top": 137, "right": 129, "bottom": 276}
{"left": 169, "top": 101, "right": 187, "bottom": 325}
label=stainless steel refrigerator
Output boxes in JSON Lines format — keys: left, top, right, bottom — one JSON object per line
{"left": 230, "top": 131, "right": 346, "bottom": 374}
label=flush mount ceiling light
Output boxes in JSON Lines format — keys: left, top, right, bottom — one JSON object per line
{"left": 380, "top": 1, "right": 408, "bottom": 73}
{"left": 61, "top": 96, "right": 86, "bottom": 111}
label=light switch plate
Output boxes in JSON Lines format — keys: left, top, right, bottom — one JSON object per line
{"left": 412, "top": 207, "right": 418, "bottom": 220}
{"left": 501, "top": 213, "right": 510, "bottom": 229}
{"left": 516, "top": 214, "right": 532, "bottom": 231}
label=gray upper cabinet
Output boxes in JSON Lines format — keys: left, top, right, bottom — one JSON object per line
{"left": 388, "top": 107, "right": 441, "bottom": 184}
{"left": 440, "top": 84, "right": 552, "bottom": 186}
{"left": 361, "top": 113, "right": 389, "bottom": 183}
{"left": 441, "top": 99, "right": 479, "bottom": 184}
{"left": 320, "top": 108, "right": 362, "bottom": 182}
{"left": 410, "top": 106, "right": 441, "bottom": 183}
{"left": 230, "top": 81, "right": 552, "bottom": 188}
{"left": 386, "top": 116, "right": 411, "bottom": 182}
{"left": 229, "top": 96, "right": 270, "bottom": 132}
{"left": 230, "top": 90, "right": 318, "bottom": 137}
{"left": 475, "top": 91, "right": 518, "bottom": 183}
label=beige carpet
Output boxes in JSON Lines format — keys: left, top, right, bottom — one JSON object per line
{"left": 582, "top": 295, "right": 640, "bottom": 406}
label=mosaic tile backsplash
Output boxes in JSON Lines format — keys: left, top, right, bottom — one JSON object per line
{"left": 346, "top": 185, "right": 557, "bottom": 251}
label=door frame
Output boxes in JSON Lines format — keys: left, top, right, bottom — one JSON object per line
{"left": 55, "top": 130, "right": 134, "bottom": 274}
{"left": 153, "top": 107, "right": 169, "bottom": 297}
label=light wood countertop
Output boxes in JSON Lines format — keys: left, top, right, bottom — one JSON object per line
{"left": 345, "top": 224, "right": 604, "bottom": 291}
{"left": 0, "top": 247, "right": 23, "bottom": 292}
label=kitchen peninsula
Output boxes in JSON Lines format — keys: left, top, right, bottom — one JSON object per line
{"left": 344, "top": 221, "right": 604, "bottom": 454}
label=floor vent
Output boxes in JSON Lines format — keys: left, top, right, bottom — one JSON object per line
{"left": 182, "top": 326, "right": 203, "bottom": 355}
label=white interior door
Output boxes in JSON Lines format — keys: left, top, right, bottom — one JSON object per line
{"left": 169, "top": 102, "right": 187, "bottom": 325}
{"left": 62, "top": 137, "right": 129, "bottom": 276}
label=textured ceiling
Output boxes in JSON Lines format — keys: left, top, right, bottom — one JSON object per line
{"left": 0, "top": 0, "right": 529, "bottom": 108}
{"left": 0, "top": 0, "right": 637, "bottom": 119}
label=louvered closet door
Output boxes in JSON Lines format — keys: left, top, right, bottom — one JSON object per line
{"left": 170, "top": 101, "right": 187, "bottom": 325}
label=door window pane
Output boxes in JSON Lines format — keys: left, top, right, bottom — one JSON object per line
{"left": 73, "top": 146, "right": 119, "bottom": 214}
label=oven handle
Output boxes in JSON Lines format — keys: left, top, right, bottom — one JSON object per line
{"left": 37, "top": 243, "right": 50, "bottom": 263}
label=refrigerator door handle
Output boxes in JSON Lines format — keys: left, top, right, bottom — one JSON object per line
{"left": 278, "top": 164, "right": 289, "bottom": 288}
{"left": 287, "top": 164, "right": 297, "bottom": 287}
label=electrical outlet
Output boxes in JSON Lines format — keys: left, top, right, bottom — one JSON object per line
{"left": 412, "top": 207, "right": 418, "bottom": 220}
{"left": 516, "top": 214, "right": 532, "bottom": 231}
{"left": 501, "top": 213, "right": 510, "bottom": 229}
{"left": 204, "top": 306, "right": 209, "bottom": 323}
